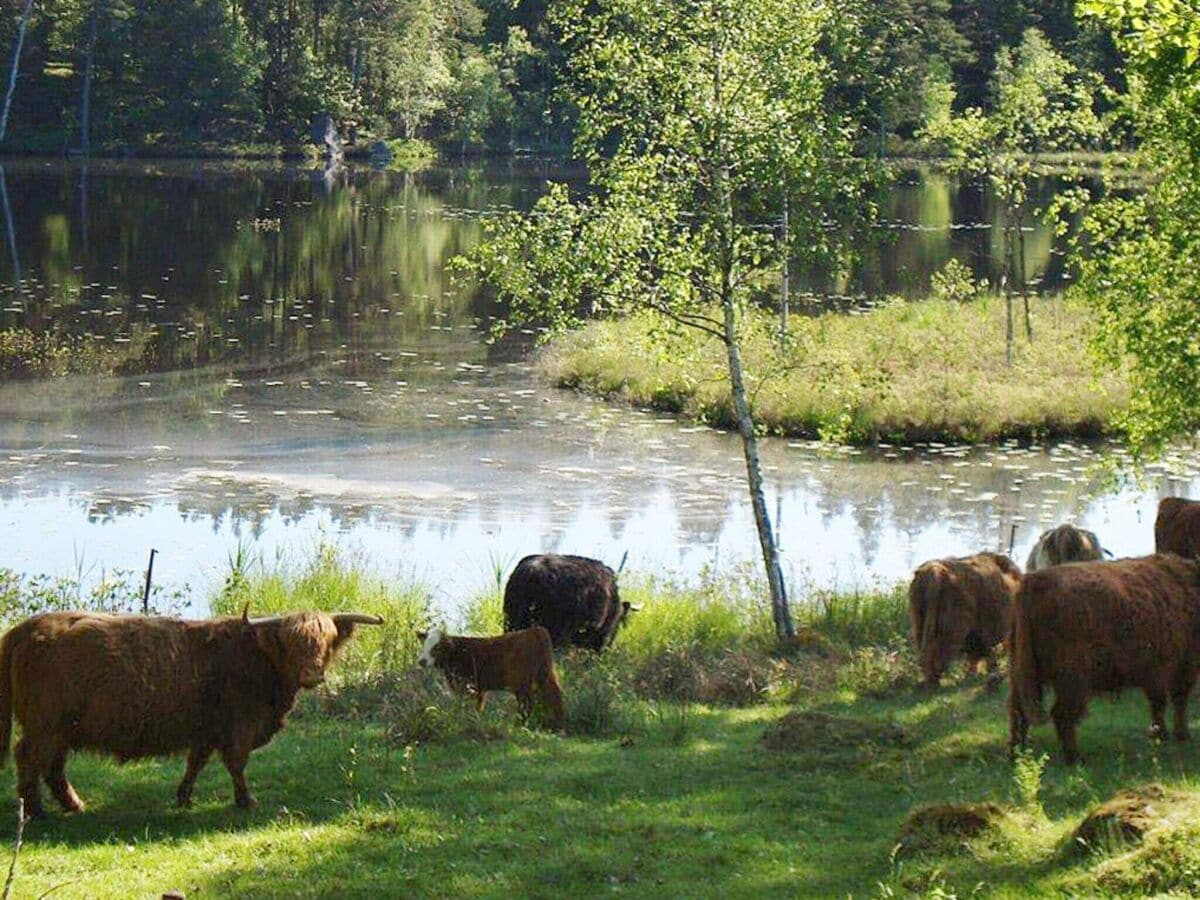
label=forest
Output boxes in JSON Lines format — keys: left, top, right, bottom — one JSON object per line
{"left": 0, "top": 0, "right": 1124, "bottom": 155}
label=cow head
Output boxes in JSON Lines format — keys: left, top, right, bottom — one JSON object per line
{"left": 416, "top": 627, "right": 444, "bottom": 668}
{"left": 246, "top": 609, "right": 384, "bottom": 688}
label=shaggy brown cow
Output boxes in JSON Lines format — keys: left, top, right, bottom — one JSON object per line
{"left": 908, "top": 552, "right": 1022, "bottom": 687}
{"left": 1025, "top": 524, "right": 1105, "bottom": 572}
{"left": 0, "top": 608, "right": 382, "bottom": 816}
{"left": 1155, "top": 497, "right": 1200, "bottom": 558}
{"left": 417, "top": 626, "right": 565, "bottom": 731}
{"left": 1009, "top": 554, "right": 1200, "bottom": 763}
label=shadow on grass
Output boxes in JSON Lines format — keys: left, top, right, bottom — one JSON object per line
{"left": 5, "top": 678, "right": 1200, "bottom": 898}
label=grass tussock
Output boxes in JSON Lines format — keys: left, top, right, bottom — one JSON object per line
{"left": 541, "top": 294, "right": 1129, "bottom": 445}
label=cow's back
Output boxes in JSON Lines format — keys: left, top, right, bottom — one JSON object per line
{"left": 1156, "top": 497, "right": 1200, "bottom": 558}
{"left": 503, "top": 554, "right": 618, "bottom": 647}
{"left": 1021, "top": 555, "right": 1200, "bottom": 690}
{"left": 8, "top": 613, "right": 228, "bottom": 758}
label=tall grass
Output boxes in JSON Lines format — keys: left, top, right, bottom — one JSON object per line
{"left": 541, "top": 294, "right": 1128, "bottom": 444}
{"left": 210, "top": 544, "right": 432, "bottom": 682}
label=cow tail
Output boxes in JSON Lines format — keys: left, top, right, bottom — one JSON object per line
{"left": 1010, "top": 586, "right": 1046, "bottom": 725}
{"left": 0, "top": 629, "right": 13, "bottom": 766}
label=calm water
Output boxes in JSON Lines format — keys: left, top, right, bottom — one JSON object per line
{"left": 0, "top": 158, "right": 1192, "bottom": 616}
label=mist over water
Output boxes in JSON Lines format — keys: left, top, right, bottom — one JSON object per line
{"left": 0, "top": 159, "right": 1192, "bottom": 616}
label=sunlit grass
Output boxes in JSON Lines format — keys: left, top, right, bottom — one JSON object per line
{"left": 542, "top": 294, "right": 1129, "bottom": 444}
{"left": 4, "top": 550, "right": 1200, "bottom": 896}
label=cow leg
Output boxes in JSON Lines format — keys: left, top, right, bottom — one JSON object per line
{"left": 514, "top": 687, "right": 533, "bottom": 721}
{"left": 1051, "top": 691, "right": 1087, "bottom": 764}
{"left": 1008, "top": 691, "right": 1028, "bottom": 755}
{"left": 176, "top": 746, "right": 213, "bottom": 808}
{"left": 14, "top": 737, "right": 45, "bottom": 818}
{"left": 1172, "top": 674, "right": 1196, "bottom": 741}
{"left": 44, "top": 748, "right": 84, "bottom": 814}
{"left": 542, "top": 678, "right": 566, "bottom": 734}
{"left": 1146, "top": 690, "right": 1168, "bottom": 740}
{"left": 219, "top": 747, "right": 256, "bottom": 810}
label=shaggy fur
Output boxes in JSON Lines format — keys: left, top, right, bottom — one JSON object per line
{"left": 0, "top": 609, "right": 380, "bottom": 815}
{"left": 418, "top": 626, "right": 565, "bottom": 731}
{"left": 1009, "top": 554, "right": 1200, "bottom": 763}
{"left": 1025, "top": 524, "right": 1105, "bottom": 572}
{"left": 503, "top": 554, "right": 632, "bottom": 651}
{"left": 1155, "top": 497, "right": 1200, "bottom": 559}
{"left": 908, "top": 552, "right": 1022, "bottom": 687}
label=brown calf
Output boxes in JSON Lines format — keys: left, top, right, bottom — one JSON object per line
{"left": 417, "top": 626, "right": 566, "bottom": 731}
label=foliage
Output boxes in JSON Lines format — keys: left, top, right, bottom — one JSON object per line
{"left": 1075, "top": 0, "right": 1200, "bottom": 456}
{"left": 918, "top": 27, "right": 1103, "bottom": 362}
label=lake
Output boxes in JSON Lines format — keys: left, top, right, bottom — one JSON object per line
{"left": 0, "top": 158, "right": 1192, "bottom": 617}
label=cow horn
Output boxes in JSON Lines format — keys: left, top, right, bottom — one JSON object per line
{"left": 333, "top": 613, "right": 385, "bottom": 626}
{"left": 241, "top": 603, "right": 251, "bottom": 623}
{"left": 246, "top": 615, "right": 286, "bottom": 626}
{"left": 627, "top": 603, "right": 644, "bottom": 612}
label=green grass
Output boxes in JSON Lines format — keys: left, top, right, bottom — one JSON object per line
{"left": 6, "top": 554, "right": 1200, "bottom": 896}
{"left": 541, "top": 294, "right": 1130, "bottom": 445}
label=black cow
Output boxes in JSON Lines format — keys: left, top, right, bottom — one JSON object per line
{"left": 502, "top": 554, "right": 636, "bottom": 651}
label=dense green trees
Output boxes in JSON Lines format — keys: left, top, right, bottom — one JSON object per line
{"left": 0, "top": 0, "right": 1125, "bottom": 153}
{"left": 1076, "top": 0, "right": 1200, "bottom": 456}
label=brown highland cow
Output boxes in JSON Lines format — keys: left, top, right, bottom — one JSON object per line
{"left": 909, "top": 552, "right": 1022, "bottom": 687}
{"left": 1009, "top": 554, "right": 1200, "bottom": 763}
{"left": 1155, "top": 496, "right": 1200, "bottom": 559}
{"left": 0, "top": 608, "right": 382, "bottom": 815}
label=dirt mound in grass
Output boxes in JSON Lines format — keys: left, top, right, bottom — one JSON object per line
{"left": 762, "top": 710, "right": 909, "bottom": 752}
{"left": 898, "top": 802, "right": 1007, "bottom": 852}
{"left": 1073, "top": 784, "right": 1169, "bottom": 855}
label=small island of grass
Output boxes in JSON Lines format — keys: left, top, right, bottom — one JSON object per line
{"left": 540, "top": 294, "right": 1128, "bottom": 446}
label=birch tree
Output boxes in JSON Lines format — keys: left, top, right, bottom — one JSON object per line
{"left": 458, "top": 0, "right": 868, "bottom": 641}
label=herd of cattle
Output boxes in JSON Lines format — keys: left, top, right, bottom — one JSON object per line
{"left": 4, "top": 497, "right": 1200, "bottom": 817}
{"left": 915, "top": 496, "right": 1200, "bottom": 764}
{"left": 0, "top": 553, "right": 626, "bottom": 815}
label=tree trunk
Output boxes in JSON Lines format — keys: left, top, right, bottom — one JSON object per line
{"left": 80, "top": 1, "right": 99, "bottom": 156}
{"left": 0, "top": 0, "right": 35, "bottom": 144}
{"left": 1003, "top": 217, "right": 1014, "bottom": 367}
{"left": 0, "top": 165, "right": 22, "bottom": 304}
{"left": 779, "top": 201, "right": 789, "bottom": 348}
{"left": 723, "top": 299, "right": 794, "bottom": 640}
{"left": 1018, "top": 218, "right": 1032, "bottom": 342}
{"left": 713, "top": 119, "right": 792, "bottom": 638}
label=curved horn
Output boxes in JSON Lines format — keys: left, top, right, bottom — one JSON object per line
{"left": 333, "top": 613, "right": 385, "bottom": 626}
{"left": 246, "top": 615, "right": 286, "bottom": 626}
{"left": 241, "top": 603, "right": 251, "bottom": 624}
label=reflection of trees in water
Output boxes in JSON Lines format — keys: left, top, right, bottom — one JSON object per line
{"left": 0, "top": 164, "right": 530, "bottom": 379}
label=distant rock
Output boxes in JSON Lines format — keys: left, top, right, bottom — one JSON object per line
{"left": 310, "top": 113, "right": 343, "bottom": 160}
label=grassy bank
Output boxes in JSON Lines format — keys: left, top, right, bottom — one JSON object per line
{"left": 541, "top": 294, "right": 1129, "bottom": 445}
{"left": 3, "top": 552, "right": 1200, "bottom": 896}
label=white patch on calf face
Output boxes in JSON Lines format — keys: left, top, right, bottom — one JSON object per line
{"left": 417, "top": 627, "right": 443, "bottom": 667}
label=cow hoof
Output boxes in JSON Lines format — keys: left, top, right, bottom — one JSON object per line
{"left": 236, "top": 794, "right": 258, "bottom": 811}
{"left": 176, "top": 795, "right": 193, "bottom": 809}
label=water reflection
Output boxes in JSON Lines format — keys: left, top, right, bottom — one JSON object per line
{"left": 0, "top": 160, "right": 1175, "bottom": 616}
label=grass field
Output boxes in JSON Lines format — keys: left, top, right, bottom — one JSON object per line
{"left": 3, "top": 554, "right": 1200, "bottom": 897}
{"left": 541, "top": 294, "right": 1130, "bottom": 445}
